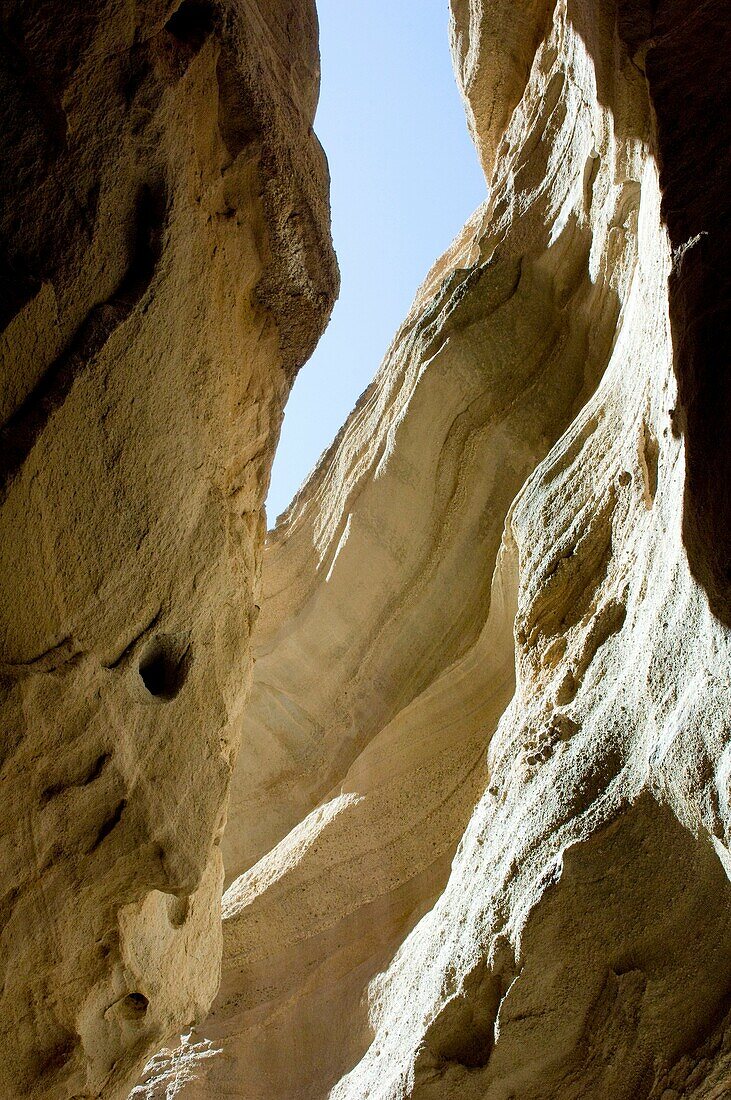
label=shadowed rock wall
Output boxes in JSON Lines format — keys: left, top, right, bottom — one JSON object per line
{"left": 0, "top": 1, "right": 336, "bottom": 1096}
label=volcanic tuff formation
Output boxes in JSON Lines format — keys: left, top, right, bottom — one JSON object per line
{"left": 0, "top": 1, "right": 337, "bottom": 1096}
{"left": 133, "top": 0, "right": 731, "bottom": 1097}
{"left": 1, "top": 0, "right": 729, "bottom": 1097}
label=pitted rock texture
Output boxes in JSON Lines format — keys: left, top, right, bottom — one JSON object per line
{"left": 133, "top": 0, "right": 731, "bottom": 1097}
{"left": 0, "top": 1, "right": 336, "bottom": 1097}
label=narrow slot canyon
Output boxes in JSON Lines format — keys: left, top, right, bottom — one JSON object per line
{"left": 0, "top": 2, "right": 729, "bottom": 1099}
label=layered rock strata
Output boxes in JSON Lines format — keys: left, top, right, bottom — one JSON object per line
{"left": 0, "top": 1, "right": 336, "bottom": 1097}
{"left": 135, "top": 0, "right": 731, "bottom": 1096}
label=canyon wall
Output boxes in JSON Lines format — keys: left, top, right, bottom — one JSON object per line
{"left": 2, "top": 0, "right": 728, "bottom": 1097}
{"left": 134, "top": 0, "right": 731, "bottom": 1097}
{"left": 0, "top": 1, "right": 336, "bottom": 1097}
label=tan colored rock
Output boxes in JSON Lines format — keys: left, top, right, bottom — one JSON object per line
{"left": 133, "top": 0, "right": 731, "bottom": 1097}
{"left": 0, "top": 1, "right": 336, "bottom": 1097}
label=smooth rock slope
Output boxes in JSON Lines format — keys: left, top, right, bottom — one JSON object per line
{"left": 135, "top": 0, "right": 731, "bottom": 1096}
{"left": 0, "top": 1, "right": 336, "bottom": 1096}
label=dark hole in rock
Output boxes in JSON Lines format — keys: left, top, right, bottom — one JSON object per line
{"left": 165, "top": 0, "right": 215, "bottom": 52}
{"left": 166, "top": 893, "right": 190, "bottom": 928}
{"left": 116, "top": 181, "right": 167, "bottom": 307}
{"left": 138, "top": 635, "right": 190, "bottom": 700}
{"left": 118, "top": 992, "right": 149, "bottom": 1020}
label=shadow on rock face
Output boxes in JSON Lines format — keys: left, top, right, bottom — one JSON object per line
{"left": 573, "top": 0, "right": 731, "bottom": 626}
{"left": 643, "top": 1, "right": 731, "bottom": 629}
{"left": 412, "top": 794, "right": 731, "bottom": 1099}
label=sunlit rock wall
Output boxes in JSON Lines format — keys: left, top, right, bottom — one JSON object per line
{"left": 0, "top": 1, "right": 337, "bottom": 1096}
{"left": 144, "top": 0, "right": 729, "bottom": 1096}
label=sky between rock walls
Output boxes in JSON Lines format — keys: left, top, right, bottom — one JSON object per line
{"left": 265, "top": 0, "right": 486, "bottom": 523}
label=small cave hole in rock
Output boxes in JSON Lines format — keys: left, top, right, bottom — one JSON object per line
{"left": 166, "top": 893, "right": 190, "bottom": 929}
{"left": 138, "top": 635, "right": 190, "bottom": 700}
{"left": 118, "top": 992, "right": 149, "bottom": 1020}
{"left": 165, "top": 0, "right": 215, "bottom": 51}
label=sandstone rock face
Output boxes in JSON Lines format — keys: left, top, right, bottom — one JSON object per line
{"left": 0, "top": 2, "right": 336, "bottom": 1097}
{"left": 133, "top": 0, "right": 731, "bottom": 1097}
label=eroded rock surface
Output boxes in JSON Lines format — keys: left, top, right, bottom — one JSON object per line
{"left": 0, "top": 1, "right": 336, "bottom": 1096}
{"left": 134, "top": 0, "right": 731, "bottom": 1097}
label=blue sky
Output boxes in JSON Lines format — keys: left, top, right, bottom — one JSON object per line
{"left": 266, "top": 0, "right": 486, "bottom": 522}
